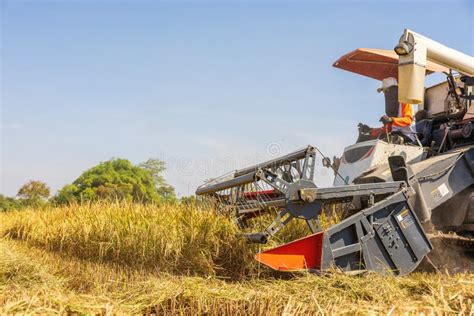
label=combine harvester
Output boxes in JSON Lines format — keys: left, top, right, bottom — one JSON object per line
{"left": 196, "top": 29, "right": 474, "bottom": 276}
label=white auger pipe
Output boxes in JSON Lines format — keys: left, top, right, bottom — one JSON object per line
{"left": 395, "top": 29, "right": 474, "bottom": 104}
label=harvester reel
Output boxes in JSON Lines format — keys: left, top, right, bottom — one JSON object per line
{"left": 195, "top": 146, "right": 323, "bottom": 243}
{"left": 258, "top": 178, "right": 323, "bottom": 243}
{"left": 245, "top": 153, "right": 323, "bottom": 242}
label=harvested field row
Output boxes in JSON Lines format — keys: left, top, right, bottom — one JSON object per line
{"left": 1, "top": 238, "right": 473, "bottom": 314}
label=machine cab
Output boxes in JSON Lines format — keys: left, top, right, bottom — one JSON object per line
{"left": 332, "top": 48, "right": 450, "bottom": 185}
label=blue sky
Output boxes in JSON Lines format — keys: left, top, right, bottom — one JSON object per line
{"left": 1, "top": 0, "right": 473, "bottom": 197}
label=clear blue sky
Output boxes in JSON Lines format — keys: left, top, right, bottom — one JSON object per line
{"left": 1, "top": 0, "right": 473, "bottom": 197}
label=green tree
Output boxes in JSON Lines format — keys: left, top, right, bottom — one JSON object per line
{"left": 0, "top": 194, "right": 21, "bottom": 211}
{"left": 55, "top": 158, "right": 160, "bottom": 204}
{"left": 17, "top": 180, "right": 50, "bottom": 207}
{"left": 53, "top": 184, "right": 79, "bottom": 205}
{"left": 138, "top": 158, "right": 176, "bottom": 201}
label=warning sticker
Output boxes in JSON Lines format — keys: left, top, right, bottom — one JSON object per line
{"left": 431, "top": 183, "right": 450, "bottom": 202}
{"left": 396, "top": 208, "right": 414, "bottom": 229}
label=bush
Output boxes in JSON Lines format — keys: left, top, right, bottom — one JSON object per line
{"left": 0, "top": 194, "right": 21, "bottom": 212}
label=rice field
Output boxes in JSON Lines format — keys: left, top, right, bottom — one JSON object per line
{"left": 0, "top": 202, "right": 473, "bottom": 314}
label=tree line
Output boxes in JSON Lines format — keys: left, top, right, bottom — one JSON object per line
{"left": 1, "top": 158, "right": 177, "bottom": 211}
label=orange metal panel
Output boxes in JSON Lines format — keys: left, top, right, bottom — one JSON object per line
{"left": 333, "top": 48, "right": 449, "bottom": 81}
{"left": 255, "top": 232, "right": 324, "bottom": 271}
